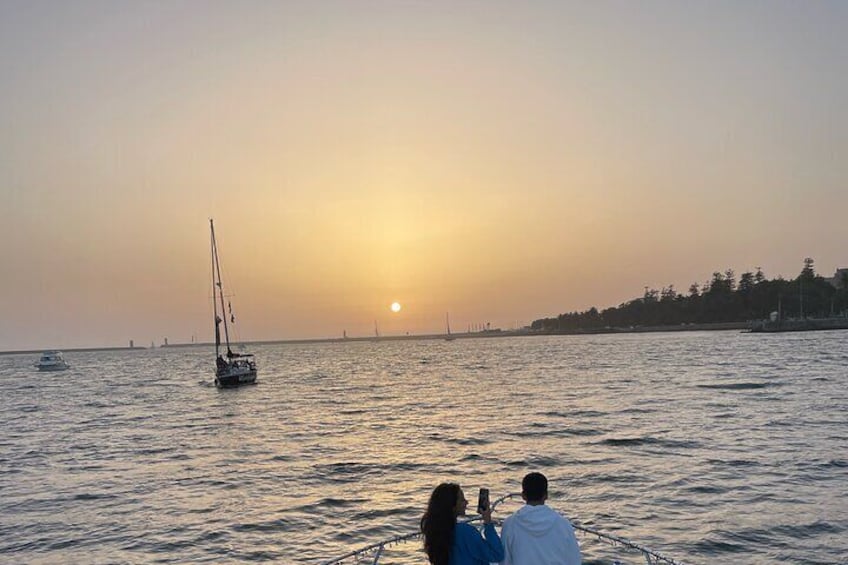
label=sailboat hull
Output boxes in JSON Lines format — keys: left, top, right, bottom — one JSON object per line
{"left": 215, "top": 367, "right": 257, "bottom": 388}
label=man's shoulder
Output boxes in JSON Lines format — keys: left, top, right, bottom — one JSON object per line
{"left": 546, "top": 507, "right": 574, "bottom": 524}
{"left": 534, "top": 505, "right": 577, "bottom": 529}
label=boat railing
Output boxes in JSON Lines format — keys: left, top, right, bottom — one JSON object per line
{"left": 320, "top": 493, "right": 686, "bottom": 565}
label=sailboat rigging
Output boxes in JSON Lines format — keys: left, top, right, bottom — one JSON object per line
{"left": 445, "top": 312, "right": 456, "bottom": 341}
{"left": 210, "top": 219, "right": 257, "bottom": 387}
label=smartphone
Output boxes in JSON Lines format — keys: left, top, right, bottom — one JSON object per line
{"left": 477, "top": 488, "right": 490, "bottom": 514}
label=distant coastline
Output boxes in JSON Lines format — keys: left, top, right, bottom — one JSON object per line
{"left": 12, "top": 317, "right": 848, "bottom": 356}
{"left": 531, "top": 259, "right": 848, "bottom": 335}
{"left": 154, "top": 321, "right": 753, "bottom": 348}
{"left": 0, "top": 322, "right": 750, "bottom": 355}
{"left": 0, "top": 346, "right": 143, "bottom": 357}
{"left": 7, "top": 260, "right": 844, "bottom": 355}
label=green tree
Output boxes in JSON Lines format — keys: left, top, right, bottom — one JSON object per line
{"left": 801, "top": 257, "right": 815, "bottom": 279}
{"left": 725, "top": 269, "right": 736, "bottom": 292}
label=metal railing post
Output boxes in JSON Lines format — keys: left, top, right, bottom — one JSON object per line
{"left": 371, "top": 544, "right": 384, "bottom": 564}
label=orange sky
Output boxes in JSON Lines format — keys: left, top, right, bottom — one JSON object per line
{"left": 2, "top": 2, "right": 847, "bottom": 349}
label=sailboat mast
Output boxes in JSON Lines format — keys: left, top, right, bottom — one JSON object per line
{"left": 211, "top": 221, "right": 220, "bottom": 359}
{"left": 446, "top": 312, "right": 451, "bottom": 335}
{"left": 210, "top": 219, "right": 232, "bottom": 355}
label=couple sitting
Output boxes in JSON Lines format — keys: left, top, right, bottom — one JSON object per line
{"left": 421, "top": 472, "right": 582, "bottom": 565}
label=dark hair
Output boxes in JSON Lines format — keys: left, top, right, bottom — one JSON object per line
{"left": 522, "top": 472, "right": 548, "bottom": 502}
{"left": 421, "top": 483, "right": 460, "bottom": 565}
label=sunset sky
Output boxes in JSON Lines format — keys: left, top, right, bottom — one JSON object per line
{"left": 2, "top": 1, "right": 846, "bottom": 350}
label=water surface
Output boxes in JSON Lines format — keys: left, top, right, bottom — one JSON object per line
{"left": 1, "top": 331, "right": 846, "bottom": 564}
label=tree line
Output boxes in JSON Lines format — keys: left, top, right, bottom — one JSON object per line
{"left": 531, "top": 258, "right": 848, "bottom": 333}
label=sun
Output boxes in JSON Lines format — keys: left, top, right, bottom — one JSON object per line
{"left": 390, "top": 302, "right": 402, "bottom": 313}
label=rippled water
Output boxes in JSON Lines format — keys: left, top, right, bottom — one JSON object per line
{"left": 1, "top": 331, "right": 847, "bottom": 564}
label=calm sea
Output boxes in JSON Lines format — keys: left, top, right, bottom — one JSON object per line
{"left": 1, "top": 332, "right": 846, "bottom": 564}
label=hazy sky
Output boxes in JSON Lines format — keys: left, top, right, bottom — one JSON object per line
{"left": 2, "top": 1, "right": 846, "bottom": 349}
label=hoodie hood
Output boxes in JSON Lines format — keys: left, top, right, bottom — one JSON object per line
{"left": 511, "top": 504, "right": 561, "bottom": 537}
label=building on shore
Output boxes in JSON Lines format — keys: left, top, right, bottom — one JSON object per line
{"left": 829, "top": 268, "right": 848, "bottom": 289}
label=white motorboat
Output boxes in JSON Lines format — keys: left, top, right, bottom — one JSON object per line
{"left": 35, "top": 351, "right": 69, "bottom": 371}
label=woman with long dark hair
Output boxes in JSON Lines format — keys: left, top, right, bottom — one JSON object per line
{"left": 421, "top": 483, "right": 504, "bottom": 565}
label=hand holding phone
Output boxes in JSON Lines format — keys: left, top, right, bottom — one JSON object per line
{"left": 477, "top": 488, "right": 490, "bottom": 514}
{"left": 477, "top": 488, "right": 492, "bottom": 523}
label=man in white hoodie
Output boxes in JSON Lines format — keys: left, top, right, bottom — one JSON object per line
{"left": 500, "top": 472, "right": 582, "bottom": 565}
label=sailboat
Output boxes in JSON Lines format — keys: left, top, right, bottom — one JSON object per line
{"left": 210, "top": 219, "right": 257, "bottom": 387}
{"left": 445, "top": 312, "right": 456, "bottom": 341}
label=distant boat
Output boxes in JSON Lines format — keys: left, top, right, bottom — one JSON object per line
{"left": 750, "top": 291, "right": 848, "bottom": 333}
{"left": 210, "top": 219, "right": 257, "bottom": 388}
{"left": 749, "top": 316, "right": 848, "bottom": 333}
{"left": 35, "top": 351, "right": 69, "bottom": 371}
{"left": 445, "top": 312, "right": 455, "bottom": 341}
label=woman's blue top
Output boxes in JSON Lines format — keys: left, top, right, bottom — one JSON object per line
{"left": 449, "top": 522, "right": 504, "bottom": 565}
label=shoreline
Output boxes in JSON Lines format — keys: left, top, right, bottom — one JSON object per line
{"left": 1, "top": 321, "right": 759, "bottom": 355}
{"left": 0, "top": 346, "right": 143, "bottom": 357}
